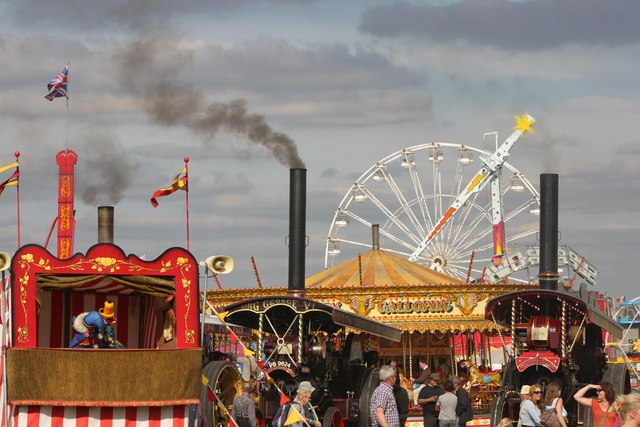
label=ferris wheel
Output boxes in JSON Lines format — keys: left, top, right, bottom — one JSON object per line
{"left": 325, "top": 117, "right": 541, "bottom": 283}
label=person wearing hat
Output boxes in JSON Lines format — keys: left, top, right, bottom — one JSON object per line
{"left": 286, "top": 381, "right": 321, "bottom": 427}
{"left": 70, "top": 300, "right": 120, "bottom": 348}
{"left": 417, "top": 373, "right": 444, "bottom": 427}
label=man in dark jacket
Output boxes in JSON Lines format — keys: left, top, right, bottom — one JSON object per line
{"left": 450, "top": 376, "right": 473, "bottom": 427}
{"left": 411, "top": 357, "right": 432, "bottom": 405}
{"left": 390, "top": 360, "right": 409, "bottom": 427}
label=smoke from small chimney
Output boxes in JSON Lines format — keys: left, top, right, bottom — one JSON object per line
{"left": 98, "top": 206, "right": 114, "bottom": 244}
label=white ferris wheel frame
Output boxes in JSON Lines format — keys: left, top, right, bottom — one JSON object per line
{"left": 325, "top": 142, "right": 541, "bottom": 282}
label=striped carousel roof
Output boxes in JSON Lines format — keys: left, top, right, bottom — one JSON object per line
{"left": 305, "top": 249, "right": 464, "bottom": 288}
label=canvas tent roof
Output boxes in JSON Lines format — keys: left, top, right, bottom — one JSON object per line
{"left": 306, "top": 249, "right": 464, "bottom": 288}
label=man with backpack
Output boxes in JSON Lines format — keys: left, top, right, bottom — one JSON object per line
{"left": 232, "top": 382, "right": 256, "bottom": 427}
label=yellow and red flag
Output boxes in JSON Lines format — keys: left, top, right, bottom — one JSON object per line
{"left": 0, "top": 162, "right": 19, "bottom": 197}
{"left": 284, "top": 407, "right": 303, "bottom": 426}
{"left": 150, "top": 167, "right": 187, "bottom": 207}
{"left": 279, "top": 392, "right": 290, "bottom": 406}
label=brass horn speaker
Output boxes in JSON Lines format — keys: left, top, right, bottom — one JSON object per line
{"left": 204, "top": 255, "right": 234, "bottom": 275}
{"left": 0, "top": 252, "right": 11, "bottom": 271}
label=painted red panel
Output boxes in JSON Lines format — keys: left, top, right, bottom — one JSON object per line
{"left": 10, "top": 244, "right": 199, "bottom": 349}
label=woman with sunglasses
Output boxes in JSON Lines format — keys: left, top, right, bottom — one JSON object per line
{"left": 520, "top": 384, "right": 544, "bottom": 427}
{"left": 574, "top": 382, "right": 617, "bottom": 427}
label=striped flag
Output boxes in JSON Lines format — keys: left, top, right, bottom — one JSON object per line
{"left": 0, "top": 162, "right": 18, "bottom": 197}
{"left": 150, "top": 167, "right": 188, "bottom": 207}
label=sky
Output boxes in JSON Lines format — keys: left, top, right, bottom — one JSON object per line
{"left": 0, "top": 0, "right": 639, "bottom": 300}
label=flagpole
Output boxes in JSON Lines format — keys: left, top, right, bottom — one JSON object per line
{"left": 66, "top": 62, "right": 70, "bottom": 152}
{"left": 15, "top": 152, "right": 20, "bottom": 248}
{"left": 184, "top": 157, "right": 190, "bottom": 252}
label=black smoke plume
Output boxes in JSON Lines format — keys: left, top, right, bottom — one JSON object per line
{"left": 76, "top": 132, "right": 138, "bottom": 205}
{"left": 114, "top": 35, "right": 305, "bottom": 169}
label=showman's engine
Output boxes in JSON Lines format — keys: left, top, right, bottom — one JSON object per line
{"left": 220, "top": 169, "right": 401, "bottom": 427}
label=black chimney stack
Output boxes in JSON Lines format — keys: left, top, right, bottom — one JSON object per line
{"left": 372, "top": 224, "right": 380, "bottom": 250}
{"left": 538, "top": 174, "right": 559, "bottom": 291}
{"left": 98, "top": 206, "right": 114, "bottom": 244}
{"left": 288, "top": 169, "right": 306, "bottom": 296}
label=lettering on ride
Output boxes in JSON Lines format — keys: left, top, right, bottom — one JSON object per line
{"left": 378, "top": 298, "right": 454, "bottom": 315}
{"left": 265, "top": 360, "right": 293, "bottom": 370}
{"left": 516, "top": 352, "right": 560, "bottom": 373}
{"left": 243, "top": 299, "right": 316, "bottom": 313}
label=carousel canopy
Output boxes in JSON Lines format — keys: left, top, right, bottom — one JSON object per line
{"left": 306, "top": 249, "right": 464, "bottom": 288}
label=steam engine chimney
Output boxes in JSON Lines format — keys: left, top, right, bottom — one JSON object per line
{"left": 98, "top": 206, "right": 114, "bottom": 244}
{"left": 288, "top": 169, "right": 306, "bottom": 296}
{"left": 538, "top": 174, "right": 559, "bottom": 291}
{"left": 372, "top": 224, "right": 380, "bottom": 250}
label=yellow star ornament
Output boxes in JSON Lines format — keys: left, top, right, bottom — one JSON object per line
{"left": 513, "top": 114, "right": 536, "bottom": 134}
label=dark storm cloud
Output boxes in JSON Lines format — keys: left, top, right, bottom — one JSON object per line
{"left": 197, "top": 37, "right": 424, "bottom": 93}
{"left": 360, "top": 0, "right": 640, "bottom": 51}
{"left": 5, "top": 0, "right": 314, "bottom": 31}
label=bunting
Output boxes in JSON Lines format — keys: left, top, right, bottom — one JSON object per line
{"left": 284, "top": 408, "right": 304, "bottom": 426}
{"left": 150, "top": 167, "right": 188, "bottom": 207}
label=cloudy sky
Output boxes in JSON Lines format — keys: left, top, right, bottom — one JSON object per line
{"left": 1, "top": 0, "right": 638, "bottom": 300}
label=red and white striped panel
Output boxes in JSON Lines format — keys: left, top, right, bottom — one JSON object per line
{"left": 12, "top": 405, "right": 189, "bottom": 427}
{"left": 37, "top": 291, "right": 164, "bottom": 349}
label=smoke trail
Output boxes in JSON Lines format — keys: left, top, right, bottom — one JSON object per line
{"left": 114, "top": 36, "right": 305, "bottom": 168}
{"left": 76, "top": 132, "right": 138, "bottom": 205}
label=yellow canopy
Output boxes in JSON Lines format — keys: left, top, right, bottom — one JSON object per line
{"left": 306, "top": 249, "right": 464, "bottom": 288}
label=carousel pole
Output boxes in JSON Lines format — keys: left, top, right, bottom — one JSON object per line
{"left": 408, "top": 331, "right": 413, "bottom": 379}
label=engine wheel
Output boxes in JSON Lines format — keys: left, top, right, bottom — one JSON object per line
{"left": 322, "top": 407, "right": 345, "bottom": 427}
{"left": 490, "top": 391, "right": 520, "bottom": 427}
{"left": 358, "top": 368, "right": 380, "bottom": 427}
{"left": 200, "top": 361, "right": 243, "bottom": 427}
{"left": 602, "top": 362, "right": 631, "bottom": 395}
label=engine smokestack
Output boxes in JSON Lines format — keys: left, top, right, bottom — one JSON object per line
{"left": 288, "top": 169, "right": 306, "bottom": 296}
{"left": 98, "top": 206, "right": 114, "bottom": 244}
{"left": 372, "top": 224, "right": 380, "bottom": 250}
{"left": 538, "top": 174, "right": 559, "bottom": 291}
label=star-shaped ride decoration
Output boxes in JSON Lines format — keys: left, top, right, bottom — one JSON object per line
{"left": 513, "top": 114, "right": 536, "bottom": 134}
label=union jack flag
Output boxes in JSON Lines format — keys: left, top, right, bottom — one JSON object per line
{"left": 44, "top": 65, "right": 68, "bottom": 101}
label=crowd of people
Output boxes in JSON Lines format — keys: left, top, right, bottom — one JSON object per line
{"left": 370, "top": 362, "right": 473, "bottom": 427}
{"left": 513, "top": 380, "right": 640, "bottom": 427}
{"left": 369, "top": 364, "right": 640, "bottom": 427}
{"left": 230, "top": 361, "right": 640, "bottom": 427}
